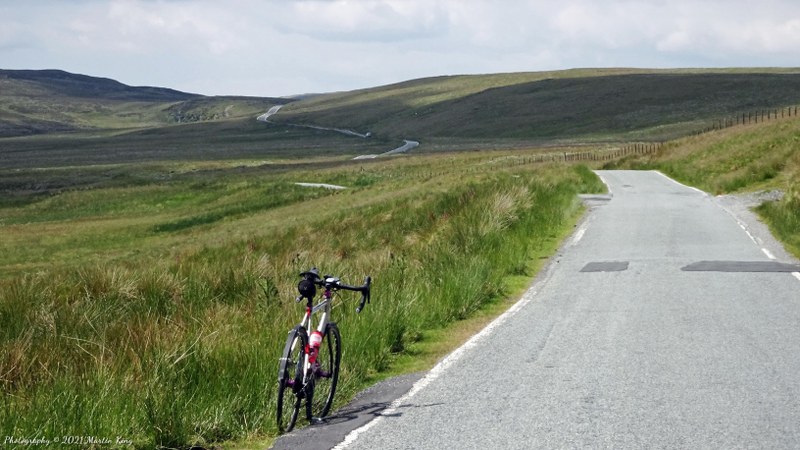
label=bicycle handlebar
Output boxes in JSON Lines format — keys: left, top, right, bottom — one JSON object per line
{"left": 298, "top": 269, "right": 371, "bottom": 313}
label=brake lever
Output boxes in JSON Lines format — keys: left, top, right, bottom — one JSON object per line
{"left": 356, "top": 276, "right": 371, "bottom": 313}
{"left": 356, "top": 294, "right": 367, "bottom": 313}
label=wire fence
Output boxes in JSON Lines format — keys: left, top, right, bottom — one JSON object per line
{"left": 482, "top": 104, "right": 800, "bottom": 168}
{"left": 707, "top": 105, "right": 800, "bottom": 132}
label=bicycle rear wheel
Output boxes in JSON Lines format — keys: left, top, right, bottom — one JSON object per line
{"left": 277, "top": 326, "right": 307, "bottom": 433}
{"left": 308, "top": 323, "right": 341, "bottom": 421}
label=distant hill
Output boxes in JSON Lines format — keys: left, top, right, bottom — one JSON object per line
{"left": 272, "top": 68, "right": 800, "bottom": 143}
{"left": 0, "top": 69, "right": 290, "bottom": 137}
{"left": 4, "top": 67, "right": 800, "bottom": 168}
{"left": 0, "top": 69, "right": 197, "bottom": 102}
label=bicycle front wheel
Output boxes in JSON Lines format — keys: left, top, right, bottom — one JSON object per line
{"left": 277, "top": 326, "right": 307, "bottom": 433}
{"left": 308, "top": 323, "right": 341, "bottom": 420}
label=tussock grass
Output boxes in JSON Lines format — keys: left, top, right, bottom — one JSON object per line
{"left": 0, "top": 151, "right": 604, "bottom": 448}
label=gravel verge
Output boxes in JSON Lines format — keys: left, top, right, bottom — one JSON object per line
{"left": 713, "top": 190, "right": 799, "bottom": 263}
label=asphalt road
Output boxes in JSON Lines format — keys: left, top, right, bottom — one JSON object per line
{"left": 273, "top": 170, "right": 800, "bottom": 449}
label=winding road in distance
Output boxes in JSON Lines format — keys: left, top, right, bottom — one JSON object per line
{"left": 257, "top": 105, "right": 419, "bottom": 159}
{"left": 274, "top": 170, "right": 800, "bottom": 449}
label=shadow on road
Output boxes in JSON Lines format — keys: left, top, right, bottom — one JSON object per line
{"left": 270, "top": 372, "right": 425, "bottom": 450}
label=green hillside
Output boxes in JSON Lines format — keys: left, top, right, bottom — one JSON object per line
{"left": 3, "top": 67, "right": 800, "bottom": 449}
{"left": 4, "top": 67, "right": 800, "bottom": 169}
{"left": 0, "top": 69, "right": 288, "bottom": 137}
{"left": 273, "top": 68, "right": 800, "bottom": 143}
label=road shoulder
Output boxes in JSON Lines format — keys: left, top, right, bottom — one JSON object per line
{"left": 270, "top": 372, "right": 424, "bottom": 450}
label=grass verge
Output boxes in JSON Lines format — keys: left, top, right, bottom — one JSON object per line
{"left": 0, "top": 153, "right": 604, "bottom": 449}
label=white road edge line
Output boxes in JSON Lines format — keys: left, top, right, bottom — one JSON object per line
{"left": 653, "top": 170, "right": 708, "bottom": 197}
{"left": 333, "top": 270, "right": 553, "bottom": 449}
{"left": 732, "top": 218, "right": 761, "bottom": 246}
{"left": 793, "top": 272, "right": 800, "bottom": 282}
{"left": 668, "top": 170, "right": 778, "bottom": 255}
{"left": 595, "top": 173, "right": 612, "bottom": 196}
{"left": 571, "top": 227, "right": 587, "bottom": 246}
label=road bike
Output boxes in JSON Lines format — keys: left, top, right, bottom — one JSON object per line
{"left": 276, "top": 268, "right": 371, "bottom": 433}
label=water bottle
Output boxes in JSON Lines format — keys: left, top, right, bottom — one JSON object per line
{"left": 309, "top": 331, "right": 323, "bottom": 363}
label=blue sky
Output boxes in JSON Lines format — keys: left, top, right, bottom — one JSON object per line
{"left": 2, "top": 0, "right": 799, "bottom": 97}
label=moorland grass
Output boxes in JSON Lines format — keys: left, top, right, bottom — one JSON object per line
{"left": 0, "top": 152, "right": 604, "bottom": 449}
{"left": 0, "top": 69, "right": 286, "bottom": 137}
{"left": 276, "top": 69, "right": 800, "bottom": 142}
{"left": 6, "top": 69, "right": 800, "bottom": 172}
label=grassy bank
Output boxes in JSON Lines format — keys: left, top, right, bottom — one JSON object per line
{"left": 609, "top": 116, "right": 800, "bottom": 258}
{"left": 0, "top": 152, "right": 603, "bottom": 448}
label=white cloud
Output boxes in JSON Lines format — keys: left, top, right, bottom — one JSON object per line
{"left": 1, "top": 0, "right": 800, "bottom": 96}
{"left": 649, "top": 2, "right": 800, "bottom": 61}
{"left": 59, "top": 0, "right": 250, "bottom": 55}
{"left": 718, "top": 18, "right": 800, "bottom": 54}
{"left": 273, "top": 0, "right": 450, "bottom": 42}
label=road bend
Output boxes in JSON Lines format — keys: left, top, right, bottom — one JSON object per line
{"left": 333, "top": 170, "right": 800, "bottom": 449}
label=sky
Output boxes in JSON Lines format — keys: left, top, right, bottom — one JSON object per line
{"left": 2, "top": 0, "right": 800, "bottom": 97}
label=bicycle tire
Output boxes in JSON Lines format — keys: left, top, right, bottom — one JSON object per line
{"left": 277, "top": 326, "right": 307, "bottom": 433}
{"left": 307, "top": 323, "right": 341, "bottom": 421}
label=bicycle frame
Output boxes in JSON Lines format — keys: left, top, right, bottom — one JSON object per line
{"left": 278, "top": 269, "right": 369, "bottom": 431}
{"left": 298, "top": 287, "right": 334, "bottom": 383}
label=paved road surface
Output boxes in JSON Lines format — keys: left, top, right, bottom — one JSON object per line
{"left": 328, "top": 170, "right": 800, "bottom": 449}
